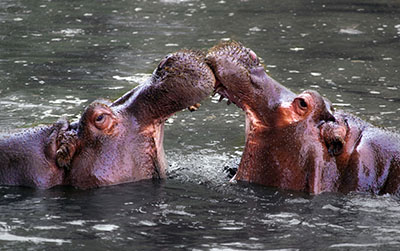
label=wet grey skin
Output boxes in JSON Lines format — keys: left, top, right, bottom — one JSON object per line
{"left": 206, "top": 41, "right": 338, "bottom": 194}
{"left": 0, "top": 50, "right": 215, "bottom": 189}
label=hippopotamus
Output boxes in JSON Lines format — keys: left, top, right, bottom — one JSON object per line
{"left": 206, "top": 41, "right": 341, "bottom": 194}
{"left": 0, "top": 120, "right": 70, "bottom": 188}
{"left": 320, "top": 111, "right": 400, "bottom": 195}
{"left": 0, "top": 50, "right": 215, "bottom": 189}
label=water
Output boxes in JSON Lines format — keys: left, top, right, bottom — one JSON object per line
{"left": 0, "top": 0, "right": 400, "bottom": 249}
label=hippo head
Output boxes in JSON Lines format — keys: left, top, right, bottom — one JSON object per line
{"left": 206, "top": 41, "right": 338, "bottom": 193}
{"left": 57, "top": 50, "right": 215, "bottom": 189}
{"left": 206, "top": 41, "right": 296, "bottom": 128}
{"left": 207, "top": 41, "right": 334, "bottom": 129}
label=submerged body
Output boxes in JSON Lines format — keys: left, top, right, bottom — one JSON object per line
{"left": 0, "top": 50, "right": 215, "bottom": 189}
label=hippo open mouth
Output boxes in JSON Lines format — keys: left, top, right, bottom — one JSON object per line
{"left": 206, "top": 41, "right": 266, "bottom": 114}
{"left": 213, "top": 80, "right": 239, "bottom": 107}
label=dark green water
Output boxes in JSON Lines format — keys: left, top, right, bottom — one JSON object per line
{"left": 0, "top": 0, "right": 400, "bottom": 250}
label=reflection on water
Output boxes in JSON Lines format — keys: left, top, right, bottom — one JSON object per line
{"left": 0, "top": 0, "right": 400, "bottom": 250}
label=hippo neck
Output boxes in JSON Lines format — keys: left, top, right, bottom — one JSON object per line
{"left": 65, "top": 121, "right": 167, "bottom": 189}
{"left": 237, "top": 119, "right": 339, "bottom": 193}
{"left": 236, "top": 124, "right": 308, "bottom": 190}
{"left": 140, "top": 121, "right": 167, "bottom": 180}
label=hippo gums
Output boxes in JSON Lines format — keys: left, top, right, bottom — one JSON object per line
{"left": 206, "top": 41, "right": 340, "bottom": 194}
{"left": 320, "top": 111, "right": 400, "bottom": 195}
{"left": 0, "top": 50, "right": 215, "bottom": 189}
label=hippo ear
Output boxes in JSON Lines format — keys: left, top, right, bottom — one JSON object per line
{"left": 320, "top": 120, "right": 348, "bottom": 157}
{"left": 43, "top": 119, "right": 70, "bottom": 166}
{"left": 56, "top": 130, "right": 80, "bottom": 170}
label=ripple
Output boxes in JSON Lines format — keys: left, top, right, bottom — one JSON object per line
{"left": 290, "top": 47, "right": 304, "bottom": 52}
{"left": 34, "top": 226, "right": 66, "bottom": 230}
{"left": 339, "top": 28, "right": 363, "bottom": 35}
{"left": 330, "top": 242, "right": 400, "bottom": 248}
{"left": 57, "top": 28, "right": 85, "bottom": 37}
{"left": 249, "top": 26, "right": 261, "bottom": 32}
{"left": 64, "top": 220, "right": 86, "bottom": 226}
{"left": 49, "top": 97, "right": 88, "bottom": 105}
{"left": 92, "top": 224, "right": 119, "bottom": 231}
{"left": 0, "top": 222, "right": 69, "bottom": 244}
{"left": 138, "top": 220, "right": 157, "bottom": 227}
{"left": 0, "top": 233, "right": 70, "bottom": 244}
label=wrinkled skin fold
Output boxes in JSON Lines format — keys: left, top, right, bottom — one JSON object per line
{"left": 0, "top": 50, "right": 215, "bottom": 189}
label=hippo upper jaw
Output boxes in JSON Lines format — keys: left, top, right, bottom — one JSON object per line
{"left": 114, "top": 51, "right": 215, "bottom": 127}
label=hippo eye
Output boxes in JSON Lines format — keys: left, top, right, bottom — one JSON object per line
{"left": 93, "top": 113, "right": 114, "bottom": 132}
{"left": 297, "top": 98, "right": 308, "bottom": 109}
{"left": 94, "top": 113, "right": 108, "bottom": 127}
{"left": 96, "top": 114, "right": 105, "bottom": 122}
